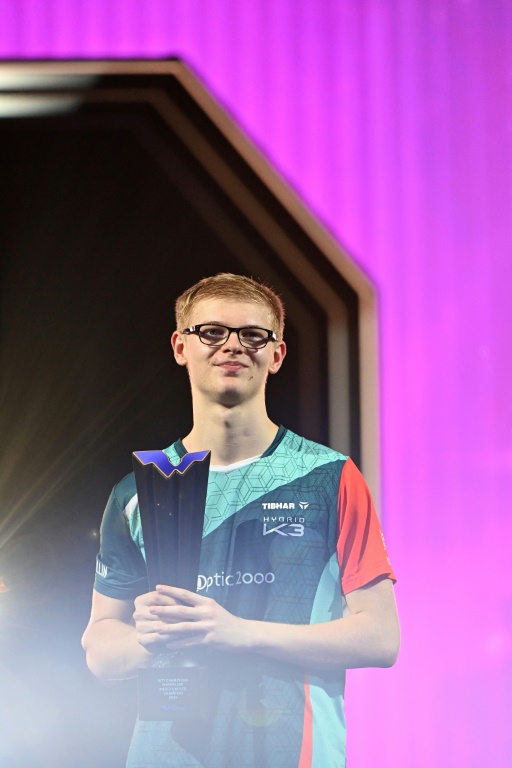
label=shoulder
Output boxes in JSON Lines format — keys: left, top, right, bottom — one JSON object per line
{"left": 106, "top": 472, "right": 137, "bottom": 517}
{"left": 279, "top": 428, "right": 348, "bottom": 466}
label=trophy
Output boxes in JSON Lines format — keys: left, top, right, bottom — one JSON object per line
{"left": 132, "top": 448, "right": 211, "bottom": 722}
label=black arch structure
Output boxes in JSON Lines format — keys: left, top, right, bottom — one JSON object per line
{"left": 0, "top": 60, "right": 377, "bottom": 767}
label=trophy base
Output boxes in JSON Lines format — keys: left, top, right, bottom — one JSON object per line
{"left": 138, "top": 654, "right": 209, "bottom": 722}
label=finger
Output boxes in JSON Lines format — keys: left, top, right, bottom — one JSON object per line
{"left": 156, "top": 585, "right": 205, "bottom": 606}
{"left": 134, "top": 602, "right": 167, "bottom": 621}
{"left": 134, "top": 619, "right": 165, "bottom": 635}
{"left": 135, "top": 594, "right": 178, "bottom": 614}
{"left": 147, "top": 591, "right": 180, "bottom": 607}
{"left": 149, "top": 605, "right": 197, "bottom": 622}
{"left": 133, "top": 608, "right": 160, "bottom": 622}
{"left": 155, "top": 620, "right": 208, "bottom": 639}
{"left": 135, "top": 628, "right": 170, "bottom": 648}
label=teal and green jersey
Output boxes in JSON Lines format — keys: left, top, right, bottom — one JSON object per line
{"left": 95, "top": 427, "right": 395, "bottom": 768}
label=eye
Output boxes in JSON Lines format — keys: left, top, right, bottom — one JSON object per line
{"left": 239, "top": 328, "right": 267, "bottom": 343}
{"left": 199, "top": 325, "right": 228, "bottom": 342}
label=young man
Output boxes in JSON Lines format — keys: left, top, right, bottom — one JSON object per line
{"left": 82, "top": 273, "right": 399, "bottom": 768}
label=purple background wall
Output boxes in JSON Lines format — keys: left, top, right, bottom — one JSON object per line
{"left": 2, "top": 1, "right": 511, "bottom": 765}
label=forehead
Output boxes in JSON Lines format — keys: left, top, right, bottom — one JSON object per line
{"left": 189, "top": 298, "right": 272, "bottom": 327}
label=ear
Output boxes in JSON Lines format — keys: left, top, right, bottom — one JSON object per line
{"left": 268, "top": 340, "right": 286, "bottom": 375}
{"left": 171, "top": 330, "right": 188, "bottom": 367}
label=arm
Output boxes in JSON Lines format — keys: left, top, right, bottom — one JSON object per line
{"left": 81, "top": 590, "right": 150, "bottom": 679}
{"left": 248, "top": 575, "right": 399, "bottom": 669}
{"left": 81, "top": 588, "right": 179, "bottom": 679}
{"left": 144, "top": 575, "right": 400, "bottom": 671}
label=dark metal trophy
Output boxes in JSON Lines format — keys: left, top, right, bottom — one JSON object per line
{"left": 132, "top": 448, "right": 211, "bottom": 722}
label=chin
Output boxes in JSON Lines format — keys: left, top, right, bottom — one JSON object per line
{"left": 217, "top": 381, "right": 258, "bottom": 405}
{"left": 217, "top": 390, "right": 246, "bottom": 407}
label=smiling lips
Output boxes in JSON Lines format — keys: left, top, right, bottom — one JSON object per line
{"left": 216, "top": 362, "right": 247, "bottom": 370}
{"left": 213, "top": 357, "right": 249, "bottom": 373}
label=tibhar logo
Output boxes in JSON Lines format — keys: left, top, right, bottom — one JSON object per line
{"left": 262, "top": 502, "right": 295, "bottom": 509}
{"left": 261, "top": 501, "right": 310, "bottom": 510}
{"left": 96, "top": 560, "right": 108, "bottom": 578}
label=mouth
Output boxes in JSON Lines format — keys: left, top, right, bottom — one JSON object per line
{"left": 215, "top": 362, "right": 248, "bottom": 371}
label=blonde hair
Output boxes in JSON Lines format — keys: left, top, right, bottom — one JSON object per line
{"left": 175, "top": 273, "right": 285, "bottom": 339}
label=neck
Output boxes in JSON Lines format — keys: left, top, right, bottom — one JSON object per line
{"left": 182, "top": 395, "right": 278, "bottom": 465}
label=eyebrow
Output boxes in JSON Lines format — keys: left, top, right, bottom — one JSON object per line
{"left": 198, "top": 321, "right": 264, "bottom": 328}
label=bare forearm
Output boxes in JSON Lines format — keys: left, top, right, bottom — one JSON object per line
{"left": 82, "top": 619, "right": 152, "bottom": 680}
{"left": 242, "top": 578, "right": 400, "bottom": 670}
{"left": 242, "top": 612, "right": 399, "bottom": 670}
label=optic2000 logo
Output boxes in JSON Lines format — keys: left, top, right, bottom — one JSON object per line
{"left": 197, "top": 571, "right": 275, "bottom": 592}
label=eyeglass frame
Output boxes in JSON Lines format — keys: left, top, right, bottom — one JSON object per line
{"left": 181, "top": 323, "right": 278, "bottom": 349}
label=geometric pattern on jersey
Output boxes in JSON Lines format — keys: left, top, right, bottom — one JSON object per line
{"left": 94, "top": 428, "right": 377, "bottom": 768}
{"left": 166, "top": 426, "right": 345, "bottom": 540}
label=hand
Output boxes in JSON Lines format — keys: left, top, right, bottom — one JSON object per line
{"left": 132, "top": 588, "right": 180, "bottom": 652}
{"left": 146, "top": 585, "right": 251, "bottom": 652}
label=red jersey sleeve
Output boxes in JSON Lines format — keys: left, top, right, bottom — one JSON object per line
{"left": 337, "top": 457, "right": 396, "bottom": 594}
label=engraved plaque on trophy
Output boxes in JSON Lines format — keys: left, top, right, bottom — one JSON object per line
{"left": 132, "top": 449, "right": 211, "bottom": 722}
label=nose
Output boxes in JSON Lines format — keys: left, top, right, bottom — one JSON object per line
{"left": 222, "top": 329, "right": 243, "bottom": 349}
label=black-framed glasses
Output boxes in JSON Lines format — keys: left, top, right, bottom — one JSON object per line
{"left": 182, "top": 323, "right": 278, "bottom": 349}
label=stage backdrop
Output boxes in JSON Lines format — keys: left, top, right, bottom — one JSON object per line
{"left": 1, "top": 2, "right": 511, "bottom": 767}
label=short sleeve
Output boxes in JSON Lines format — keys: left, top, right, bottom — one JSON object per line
{"left": 337, "top": 458, "right": 396, "bottom": 595}
{"left": 94, "top": 479, "right": 149, "bottom": 600}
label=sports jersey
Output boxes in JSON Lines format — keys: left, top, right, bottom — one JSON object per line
{"left": 94, "top": 427, "right": 396, "bottom": 768}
